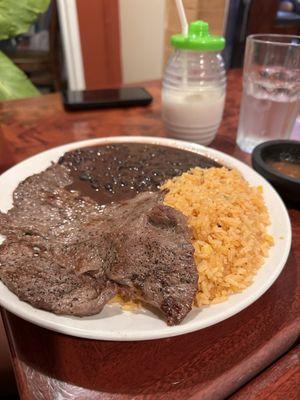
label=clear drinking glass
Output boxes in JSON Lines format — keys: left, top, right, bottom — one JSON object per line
{"left": 236, "top": 34, "right": 300, "bottom": 153}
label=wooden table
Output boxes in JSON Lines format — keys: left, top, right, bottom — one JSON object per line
{"left": 0, "top": 70, "right": 299, "bottom": 400}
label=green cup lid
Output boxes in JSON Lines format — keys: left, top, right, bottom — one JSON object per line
{"left": 171, "top": 20, "right": 225, "bottom": 51}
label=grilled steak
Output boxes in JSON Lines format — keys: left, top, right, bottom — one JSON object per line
{"left": 108, "top": 193, "right": 197, "bottom": 325}
{"left": 1, "top": 164, "right": 105, "bottom": 241}
{"left": 0, "top": 237, "right": 117, "bottom": 316}
{"left": 0, "top": 144, "right": 201, "bottom": 325}
{"left": 0, "top": 165, "right": 118, "bottom": 315}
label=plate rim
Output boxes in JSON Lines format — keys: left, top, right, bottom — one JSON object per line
{"left": 0, "top": 136, "right": 292, "bottom": 341}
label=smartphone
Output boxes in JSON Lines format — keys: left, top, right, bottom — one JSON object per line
{"left": 62, "top": 87, "right": 153, "bottom": 111}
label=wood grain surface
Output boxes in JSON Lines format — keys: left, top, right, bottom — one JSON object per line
{"left": 0, "top": 70, "right": 299, "bottom": 400}
{"left": 230, "top": 346, "right": 300, "bottom": 400}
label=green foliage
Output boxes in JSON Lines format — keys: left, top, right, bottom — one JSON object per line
{"left": 0, "top": 0, "right": 50, "bottom": 40}
{"left": 0, "top": 0, "right": 50, "bottom": 100}
{"left": 0, "top": 51, "right": 39, "bottom": 100}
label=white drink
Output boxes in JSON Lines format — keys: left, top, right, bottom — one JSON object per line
{"left": 162, "top": 88, "right": 225, "bottom": 145}
{"left": 237, "top": 69, "right": 300, "bottom": 153}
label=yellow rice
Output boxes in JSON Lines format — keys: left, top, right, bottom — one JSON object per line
{"left": 162, "top": 167, "right": 274, "bottom": 306}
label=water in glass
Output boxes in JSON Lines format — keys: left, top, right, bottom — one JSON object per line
{"left": 237, "top": 67, "right": 300, "bottom": 153}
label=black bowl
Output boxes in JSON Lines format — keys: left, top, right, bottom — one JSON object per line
{"left": 252, "top": 140, "right": 300, "bottom": 202}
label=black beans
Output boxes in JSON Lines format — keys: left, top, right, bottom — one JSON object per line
{"left": 61, "top": 143, "right": 221, "bottom": 204}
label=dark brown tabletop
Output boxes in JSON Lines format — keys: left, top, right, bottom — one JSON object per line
{"left": 0, "top": 69, "right": 299, "bottom": 400}
{"left": 230, "top": 346, "right": 300, "bottom": 400}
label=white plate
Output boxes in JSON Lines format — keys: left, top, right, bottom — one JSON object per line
{"left": 0, "top": 137, "right": 291, "bottom": 341}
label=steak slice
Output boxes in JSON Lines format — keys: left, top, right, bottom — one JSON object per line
{"left": 0, "top": 164, "right": 118, "bottom": 315}
{"left": 0, "top": 237, "right": 117, "bottom": 316}
{"left": 2, "top": 164, "right": 106, "bottom": 242}
{"left": 0, "top": 165, "right": 198, "bottom": 325}
{"left": 107, "top": 192, "right": 198, "bottom": 325}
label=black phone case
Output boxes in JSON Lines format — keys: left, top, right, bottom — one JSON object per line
{"left": 62, "top": 88, "right": 153, "bottom": 111}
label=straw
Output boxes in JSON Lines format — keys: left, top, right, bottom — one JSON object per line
{"left": 175, "top": 0, "right": 188, "bottom": 36}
